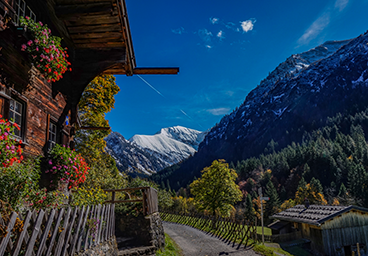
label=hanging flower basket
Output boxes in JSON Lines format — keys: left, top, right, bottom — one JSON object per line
{"left": 19, "top": 16, "right": 71, "bottom": 83}
{"left": 46, "top": 144, "right": 89, "bottom": 190}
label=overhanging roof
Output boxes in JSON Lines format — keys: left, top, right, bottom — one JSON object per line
{"left": 1, "top": 0, "right": 178, "bottom": 125}
{"left": 51, "top": 0, "right": 178, "bottom": 123}
{"left": 55, "top": 0, "right": 178, "bottom": 76}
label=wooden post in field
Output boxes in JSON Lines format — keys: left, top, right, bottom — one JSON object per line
{"left": 258, "top": 187, "right": 269, "bottom": 245}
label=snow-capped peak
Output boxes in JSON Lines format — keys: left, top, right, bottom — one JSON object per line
{"left": 129, "top": 126, "right": 207, "bottom": 164}
{"left": 105, "top": 126, "right": 207, "bottom": 177}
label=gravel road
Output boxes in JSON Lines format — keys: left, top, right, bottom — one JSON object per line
{"left": 163, "top": 222, "right": 258, "bottom": 256}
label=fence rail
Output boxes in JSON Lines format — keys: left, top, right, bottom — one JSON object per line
{"left": 0, "top": 204, "right": 115, "bottom": 256}
{"left": 160, "top": 212, "right": 258, "bottom": 250}
{"left": 104, "top": 187, "right": 158, "bottom": 216}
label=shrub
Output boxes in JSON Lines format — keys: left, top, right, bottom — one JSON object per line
{"left": 27, "top": 187, "right": 64, "bottom": 210}
{"left": 0, "top": 160, "right": 39, "bottom": 211}
{"left": 70, "top": 186, "right": 107, "bottom": 206}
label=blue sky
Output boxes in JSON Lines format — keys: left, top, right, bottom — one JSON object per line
{"left": 106, "top": 0, "right": 368, "bottom": 139}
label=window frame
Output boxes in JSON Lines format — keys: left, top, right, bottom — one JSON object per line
{"left": 8, "top": 96, "right": 27, "bottom": 141}
{"left": 48, "top": 120, "right": 58, "bottom": 149}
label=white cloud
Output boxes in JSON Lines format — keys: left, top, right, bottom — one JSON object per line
{"left": 334, "top": 0, "right": 349, "bottom": 11}
{"left": 217, "top": 30, "right": 224, "bottom": 39}
{"left": 207, "top": 108, "right": 230, "bottom": 116}
{"left": 210, "top": 17, "right": 219, "bottom": 24}
{"left": 198, "top": 29, "right": 213, "bottom": 43}
{"left": 171, "top": 27, "right": 186, "bottom": 35}
{"left": 225, "top": 22, "right": 236, "bottom": 30}
{"left": 205, "top": 45, "right": 212, "bottom": 49}
{"left": 240, "top": 20, "right": 255, "bottom": 32}
{"left": 297, "top": 13, "right": 330, "bottom": 45}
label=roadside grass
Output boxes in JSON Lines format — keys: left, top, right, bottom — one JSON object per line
{"left": 156, "top": 233, "right": 183, "bottom": 256}
{"left": 254, "top": 243, "right": 294, "bottom": 256}
{"left": 257, "top": 226, "right": 272, "bottom": 235}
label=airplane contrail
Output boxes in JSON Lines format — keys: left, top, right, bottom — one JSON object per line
{"left": 137, "top": 75, "right": 203, "bottom": 128}
{"left": 137, "top": 75, "right": 165, "bottom": 98}
{"left": 180, "top": 109, "right": 203, "bottom": 128}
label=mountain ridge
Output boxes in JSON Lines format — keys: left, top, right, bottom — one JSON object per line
{"left": 105, "top": 126, "right": 207, "bottom": 176}
{"left": 156, "top": 33, "right": 368, "bottom": 189}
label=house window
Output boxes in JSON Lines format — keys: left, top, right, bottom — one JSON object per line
{"left": 13, "top": 0, "right": 36, "bottom": 25}
{"left": 9, "top": 98, "right": 24, "bottom": 138}
{"left": 48, "top": 121, "right": 57, "bottom": 149}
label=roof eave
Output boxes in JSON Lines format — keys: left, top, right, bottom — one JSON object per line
{"left": 117, "top": 0, "right": 135, "bottom": 76}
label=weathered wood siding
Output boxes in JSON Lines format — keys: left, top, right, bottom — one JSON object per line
{"left": 0, "top": 7, "right": 70, "bottom": 156}
{"left": 23, "top": 68, "right": 67, "bottom": 156}
{"left": 321, "top": 211, "right": 368, "bottom": 256}
{"left": 0, "top": 66, "right": 68, "bottom": 157}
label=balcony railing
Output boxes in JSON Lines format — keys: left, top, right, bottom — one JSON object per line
{"left": 0, "top": 0, "right": 35, "bottom": 25}
{"left": 14, "top": 0, "right": 36, "bottom": 25}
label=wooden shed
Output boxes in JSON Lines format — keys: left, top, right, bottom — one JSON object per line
{"left": 272, "top": 204, "right": 368, "bottom": 256}
{"left": 0, "top": 0, "right": 178, "bottom": 157}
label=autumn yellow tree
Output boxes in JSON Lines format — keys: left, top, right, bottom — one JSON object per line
{"left": 190, "top": 159, "right": 242, "bottom": 217}
{"left": 294, "top": 183, "right": 327, "bottom": 205}
{"left": 75, "top": 75, "right": 125, "bottom": 188}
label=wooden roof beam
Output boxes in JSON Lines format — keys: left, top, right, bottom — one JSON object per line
{"left": 116, "top": 0, "right": 135, "bottom": 75}
{"left": 70, "top": 32, "right": 123, "bottom": 39}
{"left": 55, "top": 2, "right": 113, "bottom": 17}
{"left": 68, "top": 23, "right": 122, "bottom": 34}
{"left": 102, "top": 67, "right": 179, "bottom": 75}
{"left": 62, "top": 14, "right": 120, "bottom": 26}
{"left": 75, "top": 41, "right": 125, "bottom": 48}
{"left": 133, "top": 67, "right": 179, "bottom": 75}
{"left": 57, "top": 0, "right": 112, "bottom": 5}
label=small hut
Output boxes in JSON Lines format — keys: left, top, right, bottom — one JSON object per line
{"left": 271, "top": 204, "right": 368, "bottom": 256}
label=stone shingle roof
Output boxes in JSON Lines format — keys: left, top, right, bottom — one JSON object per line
{"left": 271, "top": 205, "right": 368, "bottom": 226}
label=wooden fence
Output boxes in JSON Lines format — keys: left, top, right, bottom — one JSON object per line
{"left": 0, "top": 204, "right": 115, "bottom": 256}
{"left": 104, "top": 187, "right": 158, "bottom": 216}
{"left": 160, "top": 212, "right": 258, "bottom": 249}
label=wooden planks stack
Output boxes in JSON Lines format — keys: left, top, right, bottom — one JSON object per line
{"left": 0, "top": 204, "right": 115, "bottom": 256}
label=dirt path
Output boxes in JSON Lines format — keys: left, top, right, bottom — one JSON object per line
{"left": 163, "top": 222, "right": 258, "bottom": 256}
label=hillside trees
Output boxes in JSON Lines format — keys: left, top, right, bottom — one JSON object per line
{"left": 233, "top": 112, "right": 368, "bottom": 208}
{"left": 75, "top": 75, "right": 125, "bottom": 188}
{"left": 153, "top": 107, "right": 368, "bottom": 211}
{"left": 190, "top": 159, "right": 242, "bottom": 217}
{"left": 264, "top": 180, "right": 280, "bottom": 219}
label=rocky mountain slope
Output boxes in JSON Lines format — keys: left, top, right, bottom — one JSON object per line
{"left": 162, "top": 33, "right": 368, "bottom": 189}
{"left": 105, "top": 126, "right": 206, "bottom": 176}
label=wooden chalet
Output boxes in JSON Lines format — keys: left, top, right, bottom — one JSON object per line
{"left": 0, "top": 0, "right": 178, "bottom": 157}
{"left": 271, "top": 204, "right": 368, "bottom": 256}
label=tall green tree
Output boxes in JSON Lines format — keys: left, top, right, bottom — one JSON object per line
{"left": 244, "top": 193, "right": 255, "bottom": 221}
{"left": 190, "top": 159, "right": 242, "bottom": 217}
{"left": 310, "top": 177, "right": 323, "bottom": 194}
{"left": 264, "top": 180, "right": 280, "bottom": 220}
